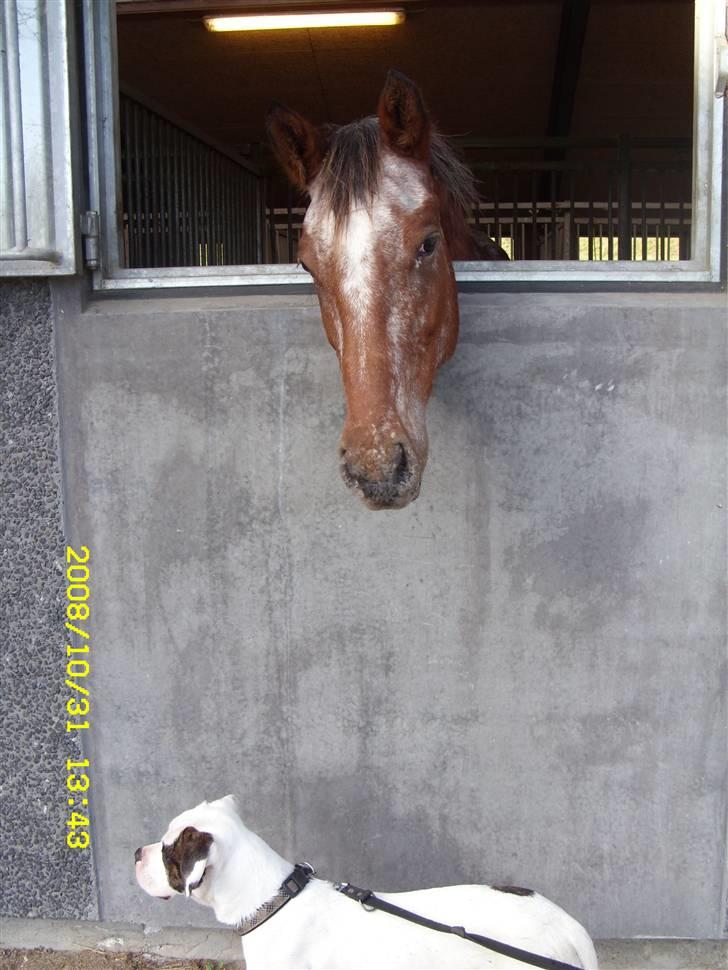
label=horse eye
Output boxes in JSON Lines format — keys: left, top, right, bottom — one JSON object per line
{"left": 417, "top": 235, "right": 439, "bottom": 260}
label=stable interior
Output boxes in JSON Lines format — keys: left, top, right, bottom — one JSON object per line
{"left": 115, "top": 0, "right": 695, "bottom": 267}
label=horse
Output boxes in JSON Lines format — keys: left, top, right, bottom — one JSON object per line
{"left": 267, "top": 71, "right": 506, "bottom": 510}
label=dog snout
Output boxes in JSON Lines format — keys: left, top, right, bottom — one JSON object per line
{"left": 134, "top": 846, "right": 143, "bottom": 864}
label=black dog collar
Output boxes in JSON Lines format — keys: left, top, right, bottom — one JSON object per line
{"left": 237, "top": 862, "right": 314, "bottom": 936}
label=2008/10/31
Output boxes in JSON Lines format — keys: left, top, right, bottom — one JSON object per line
{"left": 65, "top": 545, "right": 91, "bottom": 849}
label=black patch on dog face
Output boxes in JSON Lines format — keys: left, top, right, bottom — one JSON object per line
{"left": 161, "top": 826, "right": 213, "bottom": 893}
{"left": 493, "top": 884, "right": 535, "bottom": 896}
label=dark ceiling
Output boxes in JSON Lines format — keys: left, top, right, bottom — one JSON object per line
{"left": 117, "top": 0, "right": 694, "bottom": 167}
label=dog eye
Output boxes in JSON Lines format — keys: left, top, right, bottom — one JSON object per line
{"left": 417, "top": 235, "right": 439, "bottom": 261}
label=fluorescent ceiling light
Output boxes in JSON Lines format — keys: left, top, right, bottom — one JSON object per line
{"left": 204, "top": 10, "right": 405, "bottom": 32}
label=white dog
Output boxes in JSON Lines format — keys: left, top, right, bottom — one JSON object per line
{"left": 135, "top": 795, "right": 598, "bottom": 970}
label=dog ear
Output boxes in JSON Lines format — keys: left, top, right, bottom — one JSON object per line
{"left": 377, "top": 70, "right": 431, "bottom": 161}
{"left": 266, "top": 103, "right": 325, "bottom": 193}
{"left": 162, "top": 826, "right": 213, "bottom": 895}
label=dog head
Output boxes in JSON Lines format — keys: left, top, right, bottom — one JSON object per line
{"left": 134, "top": 794, "right": 241, "bottom": 906}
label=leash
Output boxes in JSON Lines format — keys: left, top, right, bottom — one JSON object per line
{"left": 237, "top": 864, "right": 583, "bottom": 970}
{"left": 336, "top": 881, "right": 583, "bottom": 970}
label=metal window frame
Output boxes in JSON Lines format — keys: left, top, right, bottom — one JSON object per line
{"left": 85, "top": 0, "right": 726, "bottom": 291}
{"left": 0, "top": 0, "right": 81, "bottom": 275}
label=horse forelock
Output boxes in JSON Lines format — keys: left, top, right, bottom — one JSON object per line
{"left": 313, "top": 116, "right": 478, "bottom": 229}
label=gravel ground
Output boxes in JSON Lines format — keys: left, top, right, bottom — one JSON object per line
{"left": 0, "top": 951, "right": 237, "bottom": 970}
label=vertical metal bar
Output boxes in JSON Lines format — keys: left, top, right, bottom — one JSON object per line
{"left": 163, "top": 121, "right": 172, "bottom": 266}
{"left": 617, "top": 134, "right": 631, "bottom": 260}
{"left": 493, "top": 173, "right": 501, "bottom": 247}
{"left": 191, "top": 138, "right": 200, "bottom": 265}
{"left": 286, "top": 184, "right": 294, "bottom": 262}
{"left": 550, "top": 169, "right": 556, "bottom": 260}
{"left": 677, "top": 182, "right": 686, "bottom": 260}
{"left": 179, "top": 130, "right": 188, "bottom": 265}
{"left": 185, "top": 133, "right": 194, "bottom": 266}
{"left": 256, "top": 175, "right": 265, "bottom": 264}
{"left": 530, "top": 171, "right": 538, "bottom": 259}
{"left": 122, "top": 97, "right": 133, "bottom": 267}
{"left": 141, "top": 108, "right": 151, "bottom": 266}
{"left": 607, "top": 167, "right": 614, "bottom": 260}
{"left": 213, "top": 153, "right": 221, "bottom": 265}
{"left": 4, "top": 0, "right": 28, "bottom": 250}
{"left": 158, "top": 120, "right": 167, "bottom": 267}
{"left": 659, "top": 168, "right": 666, "bottom": 260}
{"left": 640, "top": 167, "right": 647, "bottom": 261}
{"left": 221, "top": 161, "right": 229, "bottom": 265}
{"left": 152, "top": 110, "right": 160, "bottom": 266}
{"left": 245, "top": 173, "right": 250, "bottom": 263}
{"left": 133, "top": 103, "right": 144, "bottom": 268}
{"left": 236, "top": 170, "right": 244, "bottom": 264}
{"left": 229, "top": 163, "right": 236, "bottom": 264}
{"left": 203, "top": 146, "right": 211, "bottom": 266}
{"left": 587, "top": 173, "right": 594, "bottom": 261}
{"left": 512, "top": 174, "right": 519, "bottom": 260}
{"left": 269, "top": 181, "right": 278, "bottom": 263}
{"left": 211, "top": 152, "right": 218, "bottom": 265}
{"left": 172, "top": 124, "right": 181, "bottom": 266}
{"left": 569, "top": 170, "right": 576, "bottom": 259}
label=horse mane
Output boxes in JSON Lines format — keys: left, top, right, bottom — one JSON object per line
{"left": 315, "top": 116, "right": 479, "bottom": 229}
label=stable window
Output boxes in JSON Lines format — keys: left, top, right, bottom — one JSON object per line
{"left": 82, "top": 0, "right": 726, "bottom": 289}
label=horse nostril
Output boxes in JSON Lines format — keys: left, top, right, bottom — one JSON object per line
{"left": 393, "top": 443, "right": 409, "bottom": 486}
{"left": 135, "top": 847, "right": 143, "bottom": 864}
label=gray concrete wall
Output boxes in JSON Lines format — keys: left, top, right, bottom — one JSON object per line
{"left": 51, "top": 282, "right": 727, "bottom": 940}
{"left": 0, "top": 279, "right": 97, "bottom": 920}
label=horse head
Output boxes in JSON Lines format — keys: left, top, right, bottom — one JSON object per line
{"left": 268, "top": 71, "right": 481, "bottom": 509}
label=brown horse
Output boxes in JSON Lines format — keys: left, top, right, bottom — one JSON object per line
{"left": 268, "top": 71, "right": 504, "bottom": 510}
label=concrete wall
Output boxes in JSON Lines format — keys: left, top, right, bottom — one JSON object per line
{"left": 51, "top": 282, "right": 727, "bottom": 939}
{"left": 0, "top": 279, "right": 97, "bottom": 920}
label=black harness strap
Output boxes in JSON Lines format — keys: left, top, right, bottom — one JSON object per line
{"left": 336, "top": 883, "right": 583, "bottom": 970}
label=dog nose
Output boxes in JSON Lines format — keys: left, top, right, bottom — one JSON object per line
{"left": 134, "top": 847, "right": 143, "bottom": 864}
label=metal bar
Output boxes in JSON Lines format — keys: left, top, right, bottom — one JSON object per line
{"left": 617, "top": 134, "right": 631, "bottom": 260}
{"left": 222, "top": 160, "right": 229, "bottom": 265}
{"left": 210, "top": 151, "right": 217, "bottom": 265}
{"left": 4, "top": 0, "right": 28, "bottom": 250}
{"left": 641, "top": 168, "right": 647, "bottom": 261}
{"left": 659, "top": 169, "right": 666, "bottom": 260}
{"left": 493, "top": 173, "right": 501, "bottom": 247}
{"left": 607, "top": 168, "right": 614, "bottom": 261}
{"left": 550, "top": 170, "right": 556, "bottom": 259}
{"left": 172, "top": 123, "right": 181, "bottom": 266}
{"left": 287, "top": 184, "right": 294, "bottom": 263}
{"left": 587, "top": 172, "right": 594, "bottom": 261}
{"left": 121, "top": 96, "right": 133, "bottom": 267}
{"left": 164, "top": 121, "right": 171, "bottom": 266}
{"left": 235, "top": 169, "right": 243, "bottom": 264}
{"left": 192, "top": 136, "right": 200, "bottom": 265}
{"left": 133, "top": 102, "right": 144, "bottom": 268}
{"left": 569, "top": 171, "right": 576, "bottom": 259}
{"left": 160, "top": 120, "right": 169, "bottom": 266}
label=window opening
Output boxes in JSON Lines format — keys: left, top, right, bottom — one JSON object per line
{"left": 97, "top": 0, "right": 724, "bottom": 285}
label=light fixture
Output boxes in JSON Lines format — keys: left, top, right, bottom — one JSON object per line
{"left": 203, "top": 10, "right": 405, "bottom": 32}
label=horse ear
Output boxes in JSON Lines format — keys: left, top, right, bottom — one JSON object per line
{"left": 266, "top": 103, "right": 324, "bottom": 192}
{"left": 377, "top": 70, "right": 431, "bottom": 161}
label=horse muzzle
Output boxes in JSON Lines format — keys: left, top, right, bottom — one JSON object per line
{"left": 339, "top": 435, "right": 422, "bottom": 509}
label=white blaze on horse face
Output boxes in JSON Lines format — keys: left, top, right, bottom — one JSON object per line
{"left": 305, "top": 150, "right": 432, "bottom": 395}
